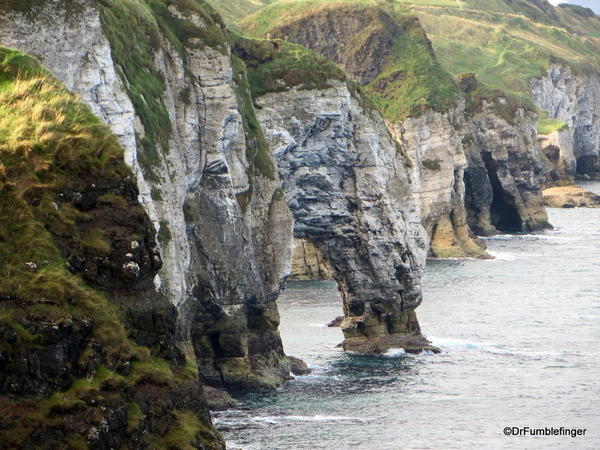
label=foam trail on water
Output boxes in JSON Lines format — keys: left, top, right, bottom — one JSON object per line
{"left": 384, "top": 348, "right": 406, "bottom": 357}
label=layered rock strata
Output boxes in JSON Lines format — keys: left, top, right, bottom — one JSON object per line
{"left": 462, "top": 100, "right": 552, "bottom": 235}
{"left": 246, "top": 4, "right": 487, "bottom": 258}
{"left": 531, "top": 65, "right": 600, "bottom": 177}
{"left": 250, "top": 71, "right": 434, "bottom": 353}
{"left": 0, "top": 0, "right": 293, "bottom": 391}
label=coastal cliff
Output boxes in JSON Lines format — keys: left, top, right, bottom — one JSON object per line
{"left": 0, "top": 0, "right": 294, "bottom": 391}
{"left": 232, "top": 36, "right": 434, "bottom": 353}
{"left": 531, "top": 64, "right": 600, "bottom": 178}
{"left": 1, "top": 0, "right": 439, "bottom": 437}
{"left": 3, "top": 0, "right": 600, "bottom": 447}
{"left": 239, "top": 2, "right": 491, "bottom": 258}
{"left": 0, "top": 46, "right": 223, "bottom": 449}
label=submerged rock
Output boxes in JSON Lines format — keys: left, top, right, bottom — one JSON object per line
{"left": 327, "top": 316, "right": 344, "bottom": 328}
{"left": 288, "top": 356, "right": 311, "bottom": 376}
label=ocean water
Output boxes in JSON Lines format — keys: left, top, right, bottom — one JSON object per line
{"left": 214, "top": 183, "right": 600, "bottom": 449}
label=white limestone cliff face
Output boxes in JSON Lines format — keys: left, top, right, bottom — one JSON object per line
{"left": 462, "top": 102, "right": 551, "bottom": 236}
{"left": 531, "top": 64, "right": 600, "bottom": 177}
{"left": 256, "top": 82, "right": 437, "bottom": 354}
{"left": 387, "top": 107, "right": 488, "bottom": 258}
{"left": 0, "top": 0, "right": 294, "bottom": 389}
{"left": 537, "top": 128, "right": 576, "bottom": 186}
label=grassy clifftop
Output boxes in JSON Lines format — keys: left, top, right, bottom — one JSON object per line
{"left": 0, "top": 47, "right": 222, "bottom": 449}
{"left": 239, "top": 0, "right": 458, "bottom": 120}
{"left": 390, "top": 0, "right": 600, "bottom": 102}
{"left": 222, "top": 0, "right": 600, "bottom": 119}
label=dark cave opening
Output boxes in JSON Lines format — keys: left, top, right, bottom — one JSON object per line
{"left": 482, "top": 153, "right": 523, "bottom": 232}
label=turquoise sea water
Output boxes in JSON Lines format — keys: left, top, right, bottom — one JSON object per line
{"left": 214, "top": 183, "right": 600, "bottom": 449}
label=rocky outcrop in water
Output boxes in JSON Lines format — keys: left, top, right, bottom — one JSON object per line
{"left": 543, "top": 185, "right": 600, "bottom": 208}
{"left": 531, "top": 64, "right": 600, "bottom": 177}
{"left": 237, "top": 35, "right": 435, "bottom": 352}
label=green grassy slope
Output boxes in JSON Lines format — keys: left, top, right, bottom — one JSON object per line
{"left": 239, "top": 0, "right": 458, "bottom": 120}
{"left": 234, "top": 0, "right": 600, "bottom": 117}
{"left": 408, "top": 0, "right": 600, "bottom": 101}
{"left": 204, "top": 0, "right": 270, "bottom": 25}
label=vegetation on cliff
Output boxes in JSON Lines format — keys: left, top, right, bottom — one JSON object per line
{"left": 218, "top": 0, "right": 600, "bottom": 125}
{"left": 238, "top": 0, "right": 458, "bottom": 120}
{"left": 96, "top": 0, "right": 228, "bottom": 181}
{"left": 231, "top": 34, "right": 346, "bottom": 97}
{"left": 0, "top": 47, "right": 222, "bottom": 449}
{"left": 396, "top": 0, "right": 600, "bottom": 101}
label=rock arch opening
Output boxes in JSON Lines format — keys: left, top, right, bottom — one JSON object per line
{"left": 482, "top": 152, "right": 523, "bottom": 232}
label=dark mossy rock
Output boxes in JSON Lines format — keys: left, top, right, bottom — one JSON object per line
{"left": 288, "top": 356, "right": 311, "bottom": 376}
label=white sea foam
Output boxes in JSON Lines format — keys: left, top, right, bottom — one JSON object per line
{"left": 383, "top": 348, "right": 406, "bottom": 357}
{"left": 429, "top": 337, "right": 485, "bottom": 350}
{"left": 486, "top": 250, "right": 519, "bottom": 261}
{"left": 253, "top": 415, "right": 369, "bottom": 424}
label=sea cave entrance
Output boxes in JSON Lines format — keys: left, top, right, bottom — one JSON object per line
{"left": 482, "top": 152, "right": 523, "bottom": 232}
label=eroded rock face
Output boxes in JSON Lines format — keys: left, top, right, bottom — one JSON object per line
{"left": 531, "top": 65, "right": 600, "bottom": 177}
{"left": 291, "top": 239, "right": 333, "bottom": 280}
{"left": 462, "top": 102, "right": 551, "bottom": 235}
{"left": 0, "top": 0, "right": 292, "bottom": 391}
{"left": 258, "top": 4, "right": 485, "bottom": 259}
{"left": 388, "top": 108, "right": 488, "bottom": 258}
{"left": 256, "top": 82, "right": 435, "bottom": 354}
{"left": 537, "top": 128, "right": 576, "bottom": 186}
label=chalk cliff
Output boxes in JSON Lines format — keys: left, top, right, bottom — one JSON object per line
{"left": 531, "top": 64, "right": 600, "bottom": 177}
{"left": 240, "top": 2, "right": 489, "bottom": 258}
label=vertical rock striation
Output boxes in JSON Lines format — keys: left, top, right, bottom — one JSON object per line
{"left": 0, "top": 46, "right": 223, "bottom": 449}
{"left": 0, "top": 0, "right": 293, "bottom": 392}
{"left": 237, "top": 35, "right": 434, "bottom": 352}
{"left": 291, "top": 239, "right": 333, "bottom": 281}
{"left": 387, "top": 107, "right": 488, "bottom": 258}
{"left": 531, "top": 65, "right": 600, "bottom": 177}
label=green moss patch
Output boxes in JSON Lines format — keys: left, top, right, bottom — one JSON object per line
{"left": 232, "top": 34, "right": 346, "bottom": 98}
{"left": 537, "top": 117, "right": 568, "bottom": 135}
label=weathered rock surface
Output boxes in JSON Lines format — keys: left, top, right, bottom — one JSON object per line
{"left": 543, "top": 185, "right": 600, "bottom": 208}
{"left": 537, "top": 128, "right": 577, "bottom": 186}
{"left": 462, "top": 101, "right": 551, "bottom": 235}
{"left": 0, "top": 0, "right": 293, "bottom": 391}
{"left": 531, "top": 64, "right": 600, "bottom": 177}
{"left": 291, "top": 239, "right": 333, "bottom": 280}
{"left": 0, "top": 43, "right": 223, "bottom": 448}
{"left": 388, "top": 109, "right": 488, "bottom": 258}
{"left": 254, "top": 80, "right": 435, "bottom": 354}
{"left": 249, "top": 3, "right": 487, "bottom": 259}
